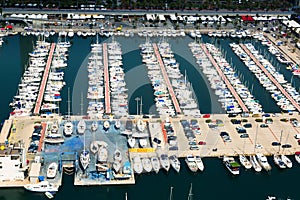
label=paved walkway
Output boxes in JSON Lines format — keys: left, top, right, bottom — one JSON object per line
{"left": 240, "top": 44, "right": 300, "bottom": 113}
{"left": 33, "top": 43, "right": 56, "bottom": 115}
{"left": 103, "top": 43, "right": 111, "bottom": 114}
{"left": 200, "top": 44, "right": 249, "bottom": 113}
{"left": 153, "top": 43, "right": 182, "bottom": 114}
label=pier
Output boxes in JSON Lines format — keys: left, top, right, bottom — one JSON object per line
{"left": 240, "top": 44, "right": 300, "bottom": 113}
{"left": 200, "top": 44, "right": 249, "bottom": 113}
{"left": 153, "top": 43, "right": 182, "bottom": 114}
{"left": 103, "top": 43, "right": 111, "bottom": 114}
{"left": 33, "top": 43, "right": 56, "bottom": 115}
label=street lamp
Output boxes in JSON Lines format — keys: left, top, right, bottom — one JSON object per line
{"left": 135, "top": 97, "right": 140, "bottom": 115}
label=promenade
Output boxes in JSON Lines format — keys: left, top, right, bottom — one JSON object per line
{"left": 152, "top": 43, "right": 182, "bottom": 114}
{"left": 103, "top": 43, "right": 111, "bottom": 114}
{"left": 240, "top": 44, "right": 300, "bottom": 113}
{"left": 33, "top": 43, "right": 56, "bottom": 115}
{"left": 200, "top": 44, "right": 249, "bottom": 113}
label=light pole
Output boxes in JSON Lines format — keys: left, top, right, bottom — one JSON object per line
{"left": 135, "top": 97, "right": 140, "bottom": 115}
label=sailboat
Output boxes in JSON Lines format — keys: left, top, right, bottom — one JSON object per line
{"left": 64, "top": 88, "right": 73, "bottom": 136}
{"left": 80, "top": 128, "right": 90, "bottom": 171}
{"left": 77, "top": 93, "right": 86, "bottom": 134}
{"left": 187, "top": 183, "right": 193, "bottom": 200}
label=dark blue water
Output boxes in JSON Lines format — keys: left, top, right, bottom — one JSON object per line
{"left": 1, "top": 35, "right": 300, "bottom": 200}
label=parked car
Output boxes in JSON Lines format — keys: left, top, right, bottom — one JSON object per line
{"left": 260, "top": 124, "right": 269, "bottom": 128}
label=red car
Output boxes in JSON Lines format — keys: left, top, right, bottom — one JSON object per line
{"left": 198, "top": 141, "right": 206, "bottom": 145}
{"left": 203, "top": 114, "right": 210, "bottom": 118}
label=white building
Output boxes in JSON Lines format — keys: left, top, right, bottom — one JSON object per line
{"left": 0, "top": 142, "right": 27, "bottom": 181}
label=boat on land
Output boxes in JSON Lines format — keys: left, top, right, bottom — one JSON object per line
{"left": 24, "top": 181, "right": 59, "bottom": 192}
{"left": 239, "top": 154, "right": 252, "bottom": 169}
{"left": 194, "top": 155, "right": 204, "bottom": 171}
{"left": 185, "top": 155, "right": 198, "bottom": 172}
{"left": 151, "top": 156, "right": 160, "bottom": 173}
{"left": 46, "top": 162, "right": 58, "bottom": 179}
{"left": 77, "top": 119, "right": 86, "bottom": 134}
{"left": 223, "top": 156, "right": 240, "bottom": 175}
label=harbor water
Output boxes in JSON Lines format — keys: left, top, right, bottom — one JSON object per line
{"left": 0, "top": 34, "right": 299, "bottom": 199}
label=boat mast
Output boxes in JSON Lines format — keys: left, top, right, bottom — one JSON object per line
{"left": 67, "top": 87, "right": 71, "bottom": 118}
{"left": 254, "top": 123, "right": 258, "bottom": 154}
{"left": 139, "top": 96, "right": 143, "bottom": 115}
{"left": 125, "top": 192, "right": 128, "bottom": 200}
{"left": 80, "top": 92, "right": 83, "bottom": 116}
{"left": 169, "top": 186, "right": 173, "bottom": 200}
{"left": 188, "top": 183, "right": 193, "bottom": 200}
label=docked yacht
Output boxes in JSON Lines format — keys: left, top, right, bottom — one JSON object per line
{"left": 133, "top": 155, "right": 143, "bottom": 174}
{"left": 63, "top": 121, "right": 73, "bottom": 136}
{"left": 136, "top": 119, "right": 146, "bottom": 132}
{"left": 223, "top": 156, "right": 240, "bottom": 175}
{"left": 239, "top": 154, "right": 252, "bottom": 169}
{"left": 256, "top": 153, "right": 271, "bottom": 171}
{"left": 250, "top": 155, "right": 262, "bottom": 172}
{"left": 151, "top": 156, "right": 160, "bottom": 173}
{"left": 185, "top": 155, "right": 198, "bottom": 173}
{"left": 77, "top": 119, "right": 86, "bottom": 134}
{"left": 80, "top": 150, "right": 90, "bottom": 171}
{"left": 24, "top": 181, "right": 59, "bottom": 192}
{"left": 91, "top": 121, "right": 98, "bottom": 132}
{"left": 159, "top": 154, "right": 170, "bottom": 172}
{"left": 169, "top": 155, "right": 180, "bottom": 173}
{"left": 142, "top": 157, "right": 153, "bottom": 173}
{"left": 103, "top": 121, "right": 110, "bottom": 131}
{"left": 273, "top": 154, "right": 286, "bottom": 169}
{"left": 46, "top": 162, "right": 58, "bottom": 179}
{"left": 295, "top": 152, "right": 300, "bottom": 164}
{"left": 127, "top": 136, "right": 136, "bottom": 148}
{"left": 114, "top": 120, "right": 121, "bottom": 130}
{"left": 139, "top": 138, "right": 147, "bottom": 148}
{"left": 194, "top": 155, "right": 204, "bottom": 171}
{"left": 281, "top": 155, "right": 292, "bottom": 168}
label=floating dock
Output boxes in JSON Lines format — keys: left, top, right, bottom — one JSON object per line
{"left": 153, "top": 43, "right": 182, "bottom": 114}
{"left": 200, "top": 44, "right": 249, "bottom": 113}
{"left": 33, "top": 43, "right": 56, "bottom": 115}
{"left": 240, "top": 44, "right": 300, "bottom": 112}
{"left": 103, "top": 43, "right": 111, "bottom": 114}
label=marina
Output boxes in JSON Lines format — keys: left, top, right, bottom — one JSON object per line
{"left": 0, "top": 26, "right": 300, "bottom": 199}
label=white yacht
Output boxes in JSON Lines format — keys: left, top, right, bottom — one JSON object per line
{"left": 151, "top": 156, "right": 160, "bottom": 173}
{"left": 142, "top": 157, "right": 152, "bottom": 173}
{"left": 133, "top": 155, "right": 143, "bottom": 174}
{"left": 169, "top": 155, "right": 180, "bottom": 173}
{"left": 80, "top": 150, "right": 90, "bottom": 171}
{"left": 63, "top": 121, "right": 73, "bottom": 136}
{"left": 103, "top": 121, "right": 110, "bottom": 131}
{"left": 185, "top": 155, "right": 198, "bottom": 173}
{"left": 127, "top": 136, "right": 136, "bottom": 148}
{"left": 239, "top": 154, "right": 252, "bottom": 169}
{"left": 24, "top": 181, "right": 59, "bottom": 192}
{"left": 136, "top": 119, "right": 146, "bottom": 132}
{"left": 159, "top": 154, "right": 170, "bottom": 172}
{"left": 281, "top": 155, "right": 292, "bottom": 168}
{"left": 46, "top": 162, "right": 58, "bottom": 179}
{"left": 91, "top": 121, "right": 98, "bottom": 132}
{"left": 273, "top": 154, "right": 286, "bottom": 169}
{"left": 250, "top": 155, "right": 262, "bottom": 172}
{"left": 223, "top": 156, "right": 240, "bottom": 175}
{"left": 139, "top": 138, "right": 147, "bottom": 148}
{"left": 194, "top": 155, "right": 204, "bottom": 171}
{"left": 256, "top": 153, "right": 272, "bottom": 171}
{"left": 77, "top": 119, "right": 86, "bottom": 134}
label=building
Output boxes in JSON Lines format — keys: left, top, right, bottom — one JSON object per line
{"left": 0, "top": 142, "right": 27, "bottom": 181}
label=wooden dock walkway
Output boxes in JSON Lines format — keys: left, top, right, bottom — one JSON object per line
{"left": 200, "top": 44, "right": 249, "bottom": 113}
{"left": 37, "top": 122, "right": 46, "bottom": 152}
{"left": 103, "top": 43, "right": 111, "bottom": 114}
{"left": 240, "top": 44, "right": 300, "bottom": 113}
{"left": 33, "top": 43, "right": 56, "bottom": 115}
{"left": 152, "top": 43, "right": 182, "bottom": 114}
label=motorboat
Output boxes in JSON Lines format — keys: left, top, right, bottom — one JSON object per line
{"left": 273, "top": 154, "right": 286, "bottom": 169}
{"left": 97, "top": 146, "right": 108, "bottom": 163}
{"left": 151, "top": 156, "right": 160, "bottom": 173}
{"left": 63, "top": 121, "right": 73, "bottom": 136}
{"left": 295, "top": 152, "right": 300, "bottom": 164}
{"left": 45, "top": 191, "right": 55, "bottom": 199}
{"left": 24, "top": 181, "right": 59, "bottom": 192}
{"left": 239, "top": 154, "right": 252, "bottom": 169}
{"left": 281, "top": 155, "right": 292, "bottom": 168}
{"left": 77, "top": 119, "right": 86, "bottom": 134}
{"left": 159, "top": 154, "right": 170, "bottom": 172}
{"left": 91, "top": 121, "right": 98, "bottom": 132}
{"left": 256, "top": 153, "right": 272, "bottom": 171}
{"left": 194, "top": 155, "right": 204, "bottom": 171}
{"left": 169, "top": 155, "right": 180, "bottom": 173}
{"left": 223, "top": 156, "right": 240, "bottom": 175}
{"left": 133, "top": 155, "right": 143, "bottom": 174}
{"left": 136, "top": 119, "right": 146, "bottom": 132}
{"left": 127, "top": 136, "right": 136, "bottom": 148}
{"left": 80, "top": 150, "right": 90, "bottom": 171}
{"left": 185, "top": 155, "right": 198, "bottom": 173}
{"left": 46, "top": 162, "right": 58, "bottom": 179}
{"left": 114, "top": 120, "right": 121, "bottom": 129}
{"left": 142, "top": 157, "right": 152, "bottom": 173}
{"left": 90, "top": 141, "right": 100, "bottom": 154}
{"left": 250, "top": 155, "right": 262, "bottom": 172}
{"left": 103, "top": 121, "right": 110, "bottom": 131}
{"left": 139, "top": 138, "right": 147, "bottom": 148}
